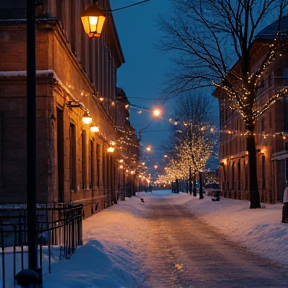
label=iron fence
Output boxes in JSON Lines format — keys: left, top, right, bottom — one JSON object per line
{"left": 0, "top": 203, "right": 83, "bottom": 288}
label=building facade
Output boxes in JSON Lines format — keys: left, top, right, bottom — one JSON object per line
{"left": 214, "top": 16, "right": 288, "bottom": 203}
{"left": 0, "top": 0, "right": 139, "bottom": 217}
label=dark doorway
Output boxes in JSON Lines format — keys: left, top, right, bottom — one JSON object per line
{"left": 57, "top": 108, "right": 64, "bottom": 203}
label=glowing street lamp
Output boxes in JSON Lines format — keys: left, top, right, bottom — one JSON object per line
{"left": 82, "top": 112, "right": 92, "bottom": 124}
{"left": 146, "top": 146, "right": 152, "bottom": 152}
{"left": 90, "top": 125, "right": 99, "bottom": 132}
{"left": 153, "top": 109, "right": 161, "bottom": 117}
{"left": 107, "top": 147, "right": 115, "bottom": 153}
{"left": 81, "top": 2, "right": 106, "bottom": 38}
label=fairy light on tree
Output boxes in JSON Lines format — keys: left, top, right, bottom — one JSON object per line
{"left": 158, "top": 0, "right": 288, "bottom": 208}
{"left": 160, "top": 93, "right": 217, "bottom": 195}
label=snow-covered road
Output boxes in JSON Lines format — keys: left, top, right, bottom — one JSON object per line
{"left": 41, "top": 190, "right": 288, "bottom": 288}
{"left": 129, "top": 195, "right": 288, "bottom": 288}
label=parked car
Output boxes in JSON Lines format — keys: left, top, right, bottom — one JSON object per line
{"left": 204, "top": 183, "right": 220, "bottom": 196}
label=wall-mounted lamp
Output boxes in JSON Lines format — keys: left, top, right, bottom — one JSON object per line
{"left": 81, "top": 2, "right": 106, "bottom": 38}
{"left": 220, "top": 159, "right": 227, "bottom": 166}
{"left": 90, "top": 125, "right": 99, "bottom": 132}
{"left": 82, "top": 112, "right": 92, "bottom": 124}
{"left": 66, "top": 100, "right": 81, "bottom": 108}
{"left": 107, "top": 147, "right": 115, "bottom": 153}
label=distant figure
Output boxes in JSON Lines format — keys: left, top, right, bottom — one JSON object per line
{"left": 282, "top": 183, "right": 288, "bottom": 223}
{"left": 284, "top": 184, "right": 288, "bottom": 204}
{"left": 212, "top": 191, "right": 220, "bottom": 201}
{"left": 141, "top": 198, "right": 145, "bottom": 203}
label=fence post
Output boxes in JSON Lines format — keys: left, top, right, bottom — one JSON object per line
{"left": 1, "top": 223, "right": 5, "bottom": 288}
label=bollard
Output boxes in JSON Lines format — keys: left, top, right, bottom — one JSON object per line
{"left": 282, "top": 186, "right": 288, "bottom": 223}
{"left": 15, "top": 269, "right": 39, "bottom": 288}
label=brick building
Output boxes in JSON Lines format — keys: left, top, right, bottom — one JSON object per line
{"left": 0, "top": 0, "right": 139, "bottom": 216}
{"left": 214, "top": 16, "right": 288, "bottom": 203}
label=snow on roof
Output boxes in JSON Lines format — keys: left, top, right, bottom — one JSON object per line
{"left": 255, "top": 15, "right": 288, "bottom": 39}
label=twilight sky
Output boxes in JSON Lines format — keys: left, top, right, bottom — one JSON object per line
{"left": 110, "top": 0, "right": 172, "bottom": 154}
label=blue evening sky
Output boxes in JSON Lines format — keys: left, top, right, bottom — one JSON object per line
{"left": 110, "top": 0, "right": 172, "bottom": 153}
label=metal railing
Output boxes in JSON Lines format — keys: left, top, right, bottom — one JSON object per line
{"left": 0, "top": 203, "right": 83, "bottom": 288}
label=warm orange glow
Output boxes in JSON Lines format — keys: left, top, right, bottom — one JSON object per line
{"left": 107, "top": 147, "right": 114, "bottom": 153}
{"left": 81, "top": 4, "right": 106, "bottom": 38}
{"left": 154, "top": 165, "right": 158, "bottom": 169}
{"left": 146, "top": 146, "right": 152, "bottom": 152}
{"left": 82, "top": 112, "right": 92, "bottom": 124}
{"left": 153, "top": 109, "right": 161, "bottom": 117}
{"left": 90, "top": 126, "right": 99, "bottom": 132}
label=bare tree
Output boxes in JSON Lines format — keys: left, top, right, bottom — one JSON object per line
{"left": 158, "top": 0, "right": 288, "bottom": 208}
{"left": 164, "top": 93, "right": 217, "bottom": 195}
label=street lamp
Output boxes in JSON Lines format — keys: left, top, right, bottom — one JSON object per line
{"left": 81, "top": 1, "right": 106, "bottom": 38}
{"left": 153, "top": 109, "right": 161, "bottom": 117}
{"left": 90, "top": 125, "right": 100, "bottom": 132}
{"left": 82, "top": 111, "right": 93, "bottom": 124}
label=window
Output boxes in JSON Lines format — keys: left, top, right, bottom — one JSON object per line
{"left": 261, "top": 117, "right": 265, "bottom": 133}
{"left": 268, "top": 75, "right": 272, "bottom": 87}
{"left": 96, "top": 144, "right": 100, "bottom": 188}
{"left": 82, "top": 130, "right": 87, "bottom": 189}
{"left": 57, "top": 109, "right": 64, "bottom": 202}
{"left": 286, "top": 158, "right": 288, "bottom": 185}
{"left": 269, "top": 112, "right": 272, "bottom": 129}
{"left": 90, "top": 140, "right": 93, "bottom": 189}
{"left": 0, "top": 113, "right": 2, "bottom": 187}
{"left": 232, "top": 162, "right": 235, "bottom": 190}
{"left": 238, "top": 161, "right": 241, "bottom": 190}
{"left": 69, "top": 123, "right": 76, "bottom": 191}
{"left": 262, "top": 156, "right": 266, "bottom": 189}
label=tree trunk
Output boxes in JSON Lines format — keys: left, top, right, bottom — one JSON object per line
{"left": 199, "top": 172, "right": 204, "bottom": 199}
{"left": 246, "top": 131, "right": 261, "bottom": 208}
{"left": 189, "top": 166, "right": 192, "bottom": 195}
{"left": 176, "top": 178, "right": 179, "bottom": 193}
{"left": 193, "top": 177, "right": 197, "bottom": 197}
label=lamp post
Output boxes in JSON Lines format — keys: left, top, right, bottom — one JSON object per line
{"left": 26, "top": 0, "right": 38, "bottom": 272}
{"left": 18, "top": 1, "right": 43, "bottom": 287}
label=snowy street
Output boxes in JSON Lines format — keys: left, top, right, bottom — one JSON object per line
{"left": 42, "top": 190, "right": 288, "bottom": 288}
